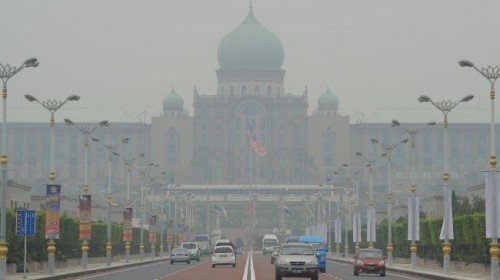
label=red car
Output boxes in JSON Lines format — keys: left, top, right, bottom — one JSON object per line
{"left": 353, "top": 248, "right": 386, "bottom": 277}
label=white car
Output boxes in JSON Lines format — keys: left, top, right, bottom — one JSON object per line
{"left": 181, "top": 242, "right": 201, "bottom": 261}
{"left": 212, "top": 245, "right": 236, "bottom": 268}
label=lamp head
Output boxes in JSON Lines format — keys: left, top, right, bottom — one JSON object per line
{"left": 99, "top": 120, "right": 110, "bottom": 127}
{"left": 401, "top": 138, "right": 409, "bottom": 144}
{"left": 342, "top": 163, "right": 349, "bottom": 167}
{"left": 355, "top": 152, "right": 362, "bottom": 157}
{"left": 458, "top": 59, "right": 474, "bottom": 67}
{"left": 381, "top": 152, "right": 388, "bottom": 157}
{"left": 428, "top": 121, "right": 437, "bottom": 126}
{"left": 91, "top": 138, "right": 100, "bottom": 143}
{"left": 67, "top": 95, "right": 80, "bottom": 101}
{"left": 121, "top": 138, "right": 130, "bottom": 144}
{"left": 461, "top": 94, "right": 474, "bottom": 102}
{"left": 24, "top": 94, "right": 37, "bottom": 102}
{"left": 138, "top": 153, "right": 145, "bottom": 157}
{"left": 391, "top": 120, "right": 401, "bottom": 127}
{"left": 64, "top": 118, "right": 74, "bottom": 126}
{"left": 370, "top": 138, "right": 378, "bottom": 144}
{"left": 418, "top": 95, "right": 431, "bottom": 102}
{"left": 23, "top": 57, "right": 39, "bottom": 67}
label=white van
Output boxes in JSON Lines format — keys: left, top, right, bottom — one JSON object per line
{"left": 262, "top": 234, "right": 279, "bottom": 255}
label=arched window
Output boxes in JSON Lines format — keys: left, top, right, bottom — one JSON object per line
{"left": 241, "top": 85, "right": 247, "bottom": 95}
{"left": 267, "top": 86, "right": 272, "bottom": 96}
{"left": 254, "top": 86, "right": 260, "bottom": 95}
{"left": 230, "top": 86, "right": 234, "bottom": 96}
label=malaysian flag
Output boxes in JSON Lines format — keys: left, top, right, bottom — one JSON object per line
{"left": 248, "top": 124, "right": 266, "bottom": 156}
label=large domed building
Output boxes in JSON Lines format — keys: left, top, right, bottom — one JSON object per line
{"left": 151, "top": 7, "right": 350, "bottom": 184}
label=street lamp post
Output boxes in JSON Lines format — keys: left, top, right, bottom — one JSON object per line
{"left": 149, "top": 171, "right": 166, "bottom": 259}
{"left": 135, "top": 162, "right": 157, "bottom": 260}
{"left": 459, "top": 59, "right": 500, "bottom": 280}
{"left": 112, "top": 152, "right": 144, "bottom": 262}
{"left": 356, "top": 151, "right": 388, "bottom": 249}
{"left": 370, "top": 138, "right": 408, "bottom": 266}
{"left": 25, "top": 93, "right": 79, "bottom": 274}
{"left": 418, "top": 94, "right": 474, "bottom": 274}
{"left": 0, "top": 57, "right": 38, "bottom": 280}
{"left": 392, "top": 120, "right": 435, "bottom": 270}
{"left": 92, "top": 137, "right": 129, "bottom": 266}
{"left": 64, "top": 119, "right": 109, "bottom": 269}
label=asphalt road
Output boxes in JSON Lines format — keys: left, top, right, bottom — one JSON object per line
{"left": 64, "top": 252, "right": 432, "bottom": 280}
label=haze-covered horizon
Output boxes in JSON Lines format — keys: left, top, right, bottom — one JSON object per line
{"left": 1, "top": 0, "right": 499, "bottom": 124}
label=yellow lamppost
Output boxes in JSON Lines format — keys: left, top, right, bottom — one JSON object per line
{"left": 392, "top": 120, "right": 435, "bottom": 270}
{"left": 459, "top": 59, "right": 500, "bottom": 280}
{"left": 418, "top": 94, "right": 473, "bottom": 274}
{"left": 92, "top": 137, "right": 129, "bottom": 266}
{"left": 356, "top": 151, "right": 388, "bottom": 249}
{"left": 64, "top": 119, "right": 109, "bottom": 269}
{"left": 24, "top": 93, "right": 79, "bottom": 274}
{"left": 0, "top": 57, "right": 38, "bottom": 280}
{"left": 112, "top": 151, "right": 144, "bottom": 262}
{"left": 370, "top": 138, "right": 408, "bottom": 266}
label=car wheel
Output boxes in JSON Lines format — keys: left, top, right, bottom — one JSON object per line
{"left": 170, "top": 261, "right": 173, "bottom": 264}
{"left": 275, "top": 272, "right": 282, "bottom": 280}
{"left": 232, "top": 263, "right": 236, "bottom": 267}
{"left": 212, "top": 264, "right": 215, "bottom": 268}
{"left": 380, "top": 271, "right": 386, "bottom": 277}
{"left": 354, "top": 271, "right": 359, "bottom": 276}
{"left": 187, "top": 261, "right": 190, "bottom": 264}
{"left": 311, "top": 271, "right": 319, "bottom": 280}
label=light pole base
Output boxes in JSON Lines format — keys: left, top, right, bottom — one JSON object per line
{"left": 160, "top": 243, "right": 164, "bottom": 257}
{"left": 443, "top": 243, "right": 451, "bottom": 274}
{"left": 140, "top": 243, "right": 144, "bottom": 261}
{"left": 81, "top": 241, "right": 89, "bottom": 270}
{"left": 106, "top": 242, "right": 112, "bottom": 266}
{"left": 386, "top": 243, "right": 393, "bottom": 266}
{"left": 490, "top": 243, "right": 499, "bottom": 280}
{"left": 125, "top": 241, "right": 130, "bottom": 263}
{"left": 410, "top": 243, "right": 417, "bottom": 269}
{"left": 0, "top": 241, "right": 7, "bottom": 280}
{"left": 151, "top": 243, "right": 155, "bottom": 259}
{"left": 47, "top": 240, "right": 56, "bottom": 275}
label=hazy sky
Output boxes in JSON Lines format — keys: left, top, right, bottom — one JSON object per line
{"left": 1, "top": 0, "right": 499, "bottom": 124}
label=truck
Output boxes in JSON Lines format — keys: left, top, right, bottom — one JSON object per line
{"left": 262, "top": 234, "right": 279, "bottom": 255}
{"left": 299, "top": 235, "right": 328, "bottom": 273}
{"left": 194, "top": 234, "right": 212, "bottom": 255}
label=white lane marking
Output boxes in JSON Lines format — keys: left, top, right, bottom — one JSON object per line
{"left": 249, "top": 253, "right": 255, "bottom": 280}
{"left": 242, "top": 252, "right": 251, "bottom": 280}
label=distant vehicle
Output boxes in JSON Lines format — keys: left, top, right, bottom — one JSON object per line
{"left": 169, "top": 247, "right": 190, "bottom": 264}
{"left": 195, "top": 234, "right": 212, "bottom": 255}
{"left": 299, "top": 235, "right": 328, "bottom": 273}
{"left": 212, "top": 245, "right": 236, "bottom": 268}
{"left": 181, "top": 241, "right": 201, "bottom": 261}
{"left": 353, "top": 248, "right": 386, "bottom": 277}
{"left": 274, "top": 242, "right": 318, "bottom": 280}
{"left": 214, "top": 238, "right": 234, "bottom": 248}
{"left": 285, "top": 235, "right": 300, "bottom": 243}
{"left": 262, "top": 234, "right": 279, "bottom": 255}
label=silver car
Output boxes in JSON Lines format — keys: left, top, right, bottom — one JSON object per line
{"left": 170, "top": 247, "right": 190, "bottom": 264}
{"left": 274, "top": 243, "right": 318, "bottom": 280}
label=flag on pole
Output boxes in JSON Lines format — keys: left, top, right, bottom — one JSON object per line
{"left": 352, "top": 211, "right": 361, "bottom": 243}
{"left": 247, "top": 123, "right": 266, "bottom": 157}
{"left": 367, "top": 208, "right": 376, "bottom": 242}
{"left": 334, "top": 218, "right": 342, "bottom": 243}
{"left": 284, "top": 205, "right": 292, "bottom": 216}
{"left": 485, "top": 172, "right": 500, "bottom": 238}
{"left": 407, "top": 195, "right": 420, "bottom": 241}
{"left": 439, "top": 187, "right": 454, "bottom": 240}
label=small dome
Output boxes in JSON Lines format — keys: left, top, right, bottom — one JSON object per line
{"left": 317, "top": 87, "right": 339, "bottom": 110}
{"left": 162, "top": 88, "right": 184, "bottom": 111}
{"left": 217, "top": 9, "right": 284, "bottom": 70}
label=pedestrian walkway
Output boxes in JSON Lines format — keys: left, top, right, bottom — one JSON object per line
{"left": 330, "top": 256, "right": 490, "bottom": 280}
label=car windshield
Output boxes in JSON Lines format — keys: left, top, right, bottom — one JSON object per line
{"left": 182, "top": 243, "right": 197, "bottom": 249}
{"left": 264, "top": 240, "right": 278, "bottom": 246}
{"left": 359, "top": 251, "right": 382, "bottom": 259}
{"left": 214, "top": 247, "right": 233, "bottom": 253}
{"left": 310, "top": 243, "right": 326, "bottom": 250}
{"left": 280, "top": 245, "right": 314, "bottom": 255}
{"left": 172, "top": 248, "right": 186, "bottom": 254}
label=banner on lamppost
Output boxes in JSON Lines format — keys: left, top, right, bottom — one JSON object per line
{"left": 79, "top": 195, "right": 92, "bottom": 240}
{"left": 334, "top": 218, "right": 342, "bottom": 243}
{"left": 45, "top": 184, "right": 61, "bottom": 239}
{"left": 439, "top": 187, "right": 454, "bottom": 240}
{"left": 149, "top": 215, "right": 157, "bottom": 243}
{"left": 123, "top": 208, "right": 133, "bottom": 242}
{"left": 485, "top": 172, "right": 500, "bottom": 238}
{"left": 367, "top": 208, "right": 376, "bottom": 242}
{"left": 407, "top": 195, "right": 420, "bottom": 241}
{"left": 352, "top": 211, "right": 361, "bottom": 243}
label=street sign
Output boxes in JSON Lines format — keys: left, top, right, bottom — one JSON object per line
{"left": 16, "top": 210, "right": 36, "bottom": 237}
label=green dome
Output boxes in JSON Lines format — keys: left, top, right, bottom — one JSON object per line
{"left": 162, "top": 88, "right": 184, "bottom": 111}
{"left": 317, "top": 87, "right": 339, "bottom": 110}
{"left": 217, "top": 9, "right": 284, "bottom": 70}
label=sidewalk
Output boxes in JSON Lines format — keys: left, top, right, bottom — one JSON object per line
{"left": 6, "top": 256, "right": 168, "bottom": 280}
{"left": 329, "top": 256, "right": 490, "bottom": 280}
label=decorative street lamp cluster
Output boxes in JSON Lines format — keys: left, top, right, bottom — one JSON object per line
{"left": 0, "top": 57, "right": 39, "bottom": 280}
